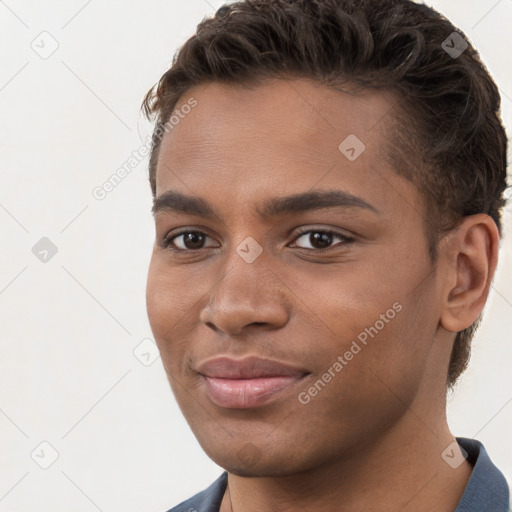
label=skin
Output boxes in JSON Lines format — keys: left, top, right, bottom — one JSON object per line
{"left": 146, "top": 78, "right": 499, "bottom": 512}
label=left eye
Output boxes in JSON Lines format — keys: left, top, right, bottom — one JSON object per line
{"left": 291, "top": 230, "right": 355, "bottom": 251}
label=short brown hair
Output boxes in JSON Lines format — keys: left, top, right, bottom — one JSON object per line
{"left": 141, "top": 0, "right": 508, "bottom": 387}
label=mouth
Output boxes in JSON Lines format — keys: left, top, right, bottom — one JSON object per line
{"left": 196, "top": 356, "right": 310, "bottom": 409}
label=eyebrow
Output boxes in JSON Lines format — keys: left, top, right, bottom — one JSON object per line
{"left": 151, "top": 189, "right": 379, "bottom": 218}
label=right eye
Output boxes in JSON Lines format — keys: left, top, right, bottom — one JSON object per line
{"left": 161, "top": 230, "right": 218, "bottom": 251}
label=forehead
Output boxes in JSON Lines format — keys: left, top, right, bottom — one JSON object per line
{"left": 158, "top": 78, "right": 395, "bottom": 164}
{"left": 154, "top": 78, "right": 418, "bottom": 220}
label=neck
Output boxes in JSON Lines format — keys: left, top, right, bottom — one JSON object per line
{"left": 221, "top": 413, "right": 472, "bottom": 512}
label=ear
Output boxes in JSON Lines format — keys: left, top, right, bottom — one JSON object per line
{"left": 439, "top": 214, "right": 500, "bottom": 333}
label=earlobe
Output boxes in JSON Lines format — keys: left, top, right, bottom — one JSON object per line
{"left": 439, "top": 214, "right": 499, "bottom": 333}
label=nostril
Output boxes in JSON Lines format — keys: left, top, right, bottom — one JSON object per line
{"left": 205, "top": 321, "right": 218, "bottom": 331}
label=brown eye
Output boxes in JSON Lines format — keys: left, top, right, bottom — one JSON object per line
{"left": 292, "top": 229, "right": 355, "bottom": 251}
{"left": 162, "top": 231, "right": 216, "bottom": 251}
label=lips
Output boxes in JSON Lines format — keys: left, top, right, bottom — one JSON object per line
{"left": 196, "top": 356, "right": 309, "bottom": 408}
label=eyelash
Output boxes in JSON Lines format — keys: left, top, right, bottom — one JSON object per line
{"left": 160, "top": 228, "right": 355, "bottom": 253}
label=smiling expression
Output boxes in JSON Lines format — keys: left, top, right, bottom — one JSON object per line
{"left": 146, "top": 77, "right": 449, "bottom": 476}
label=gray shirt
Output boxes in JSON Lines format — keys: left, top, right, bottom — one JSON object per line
{"left": 166, "top": 437, "right": 510, "bottom": 512}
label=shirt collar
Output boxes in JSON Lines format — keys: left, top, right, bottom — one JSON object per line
{"left": 454, "top": 437, "right": 509, "bottom": 512}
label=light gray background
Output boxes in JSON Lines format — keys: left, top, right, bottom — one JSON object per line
{"left": 0, "top": 1, "right": 511, "bottom": 511}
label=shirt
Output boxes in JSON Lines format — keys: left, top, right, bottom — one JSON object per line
{"left": 166, "top": 437, "right": 510, "bottom": 512}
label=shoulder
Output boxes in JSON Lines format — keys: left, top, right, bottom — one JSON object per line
{"left": 165, "top": 472, "right": 228, "bottom": 512}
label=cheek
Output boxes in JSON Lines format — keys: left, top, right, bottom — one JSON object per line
{"left": 294, "top": 253, "right": 437, "bottom": 389}
{"left": 278, "top": 262, "right": 395, "bottom": 348}
{"left": 146, "top": 258, "right": 188, "bottom": 361}
{"left": 292, "top": 306, "right": 431, "bottom": 447}
{"left": 319, "top": 286, "right": 438, "bottom": 413}
{"left": 146, "top": 254, "right": 194, "bottom": 329}
{"left": 146, "top": 256, "right": 212, "bottom": 381}
{"left": 146, "top": 265, "right": 172, "bottom": 339}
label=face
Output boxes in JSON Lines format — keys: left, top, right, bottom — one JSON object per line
{"left": 146, "top": 78, "right": 446, "bottom": 476}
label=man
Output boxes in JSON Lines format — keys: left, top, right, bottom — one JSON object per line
{"left": 142, "top": 0, "right": 510, "bottom": 510}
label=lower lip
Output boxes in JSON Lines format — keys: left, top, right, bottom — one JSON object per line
{"left": 202, "top": 375, "right": 305, "bottom": 408}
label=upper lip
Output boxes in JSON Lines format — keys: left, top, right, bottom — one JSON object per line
{"left": 196, "top": 356, "right": 308, "bottom": 379}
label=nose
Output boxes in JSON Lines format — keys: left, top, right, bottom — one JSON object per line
{"left": 199, "top": 252, "right": 290, "bottom": 337}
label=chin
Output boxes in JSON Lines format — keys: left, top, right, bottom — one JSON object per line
{"left": 203, "top": 442, "right": 313, "bottom": 478}
{"left": 219, "top": 460, "right": 295, "bottom": 478}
